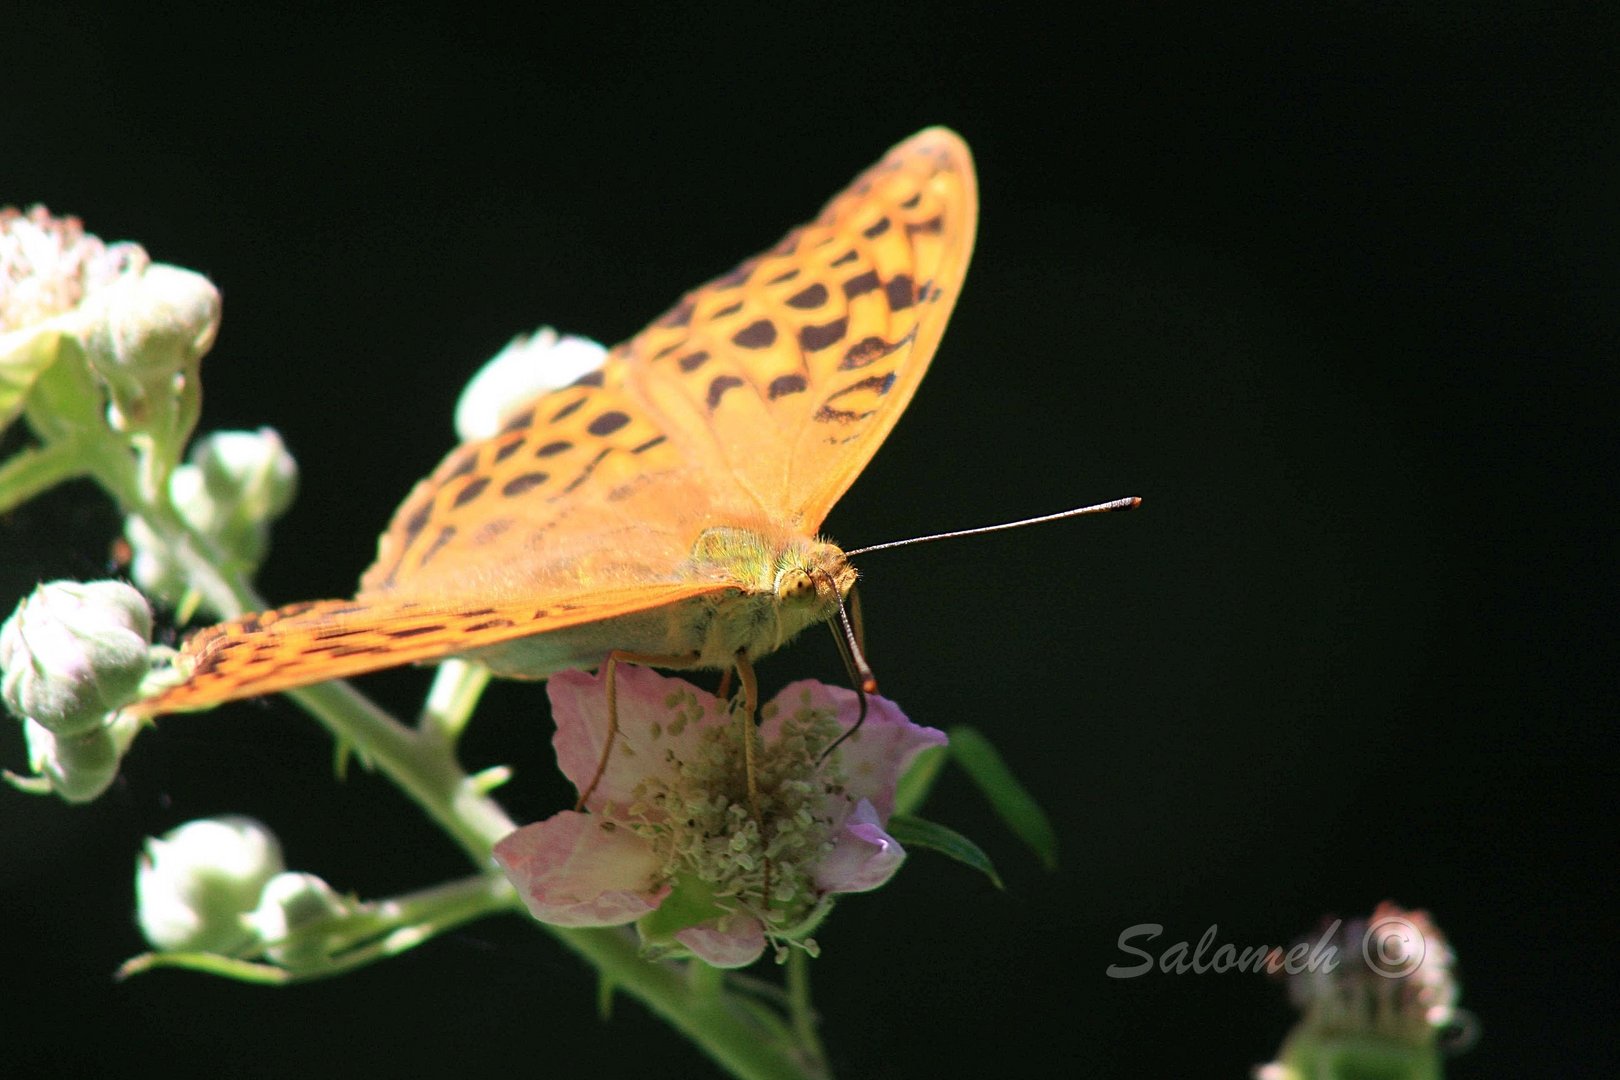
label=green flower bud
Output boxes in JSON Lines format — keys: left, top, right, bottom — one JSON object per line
{"left": 136, "top": 816, "right": 286, "bottom": 954}
{"left": 23, "top": 710, "right": 142, "bottom": 802}
{"left": 249, "top": 872, "right": 351, "bottom": 970}
{"left": 454, "top": 327, "right": 606, "bottom": 441}
{"left": 1, "top": 580, "right": 154, "bottom": 735}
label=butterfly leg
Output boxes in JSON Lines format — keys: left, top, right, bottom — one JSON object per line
{"left": 729, "top": 649, "right": 773, "bottom": 910}
{"left": 576, "top": 649, "right": 703, "bottom": 811}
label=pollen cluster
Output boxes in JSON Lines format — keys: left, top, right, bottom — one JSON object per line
{"left": 609, "top": 686, "right": 847, "bottom": 935}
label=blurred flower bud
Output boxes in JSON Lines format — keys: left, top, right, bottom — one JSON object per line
{"left": 1258, "top": 902, "right": 1474, "bottom": 1079}
{"left": 123, "top": 428, "right": 298, "bottom": 598}
{"left": 1, "top": 580, "right": 154, "bottom": 735}
{"left": 193, "top": 428, "right": 297, "bottom": 524}
{"left": 455, "top": 327, "right": 607, "bottom": 441}
{"left": 22, "top": 710, "right": 141, "bottom": 802}
{"left": 250, "top": 872, "right": 352, "bottom": 970}
{"left": 82, "top": 263, "right": 219, "bottom": 437}
{"left": 1, "top": 206, "right": 145, "bottom": 434}
{"left": 136, "top": 816, "right": 286, "bottom": 954}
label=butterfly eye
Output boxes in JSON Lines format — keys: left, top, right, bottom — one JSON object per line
{"left": 775, "top": 567, "right": 816, "bottom": 602}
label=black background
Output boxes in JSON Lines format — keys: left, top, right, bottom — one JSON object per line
{"left": 2, "top": 6, "right": 1612, "bottom": 1078}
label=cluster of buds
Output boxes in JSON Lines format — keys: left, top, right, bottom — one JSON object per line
{"left": 0, "top": 581, "right": 155, "bottom": 801}
{"left": 2, "top": 205, "right": 219, "bottom": 456}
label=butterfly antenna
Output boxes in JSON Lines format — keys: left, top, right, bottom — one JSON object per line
{"left": 845, "top": 497, "right": 1142, "bottom": 557}
{"left": 822, "top": 591, "right": 875, "bottom": 762}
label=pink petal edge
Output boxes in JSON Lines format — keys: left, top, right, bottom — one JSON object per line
{"left": 494, "top": 812, "right": 669, "bottom": 927}
{"left": 813, "top": 799, "right": 907, "bottom": 895}
{"left": 674, "top": 913, "right": 768, "bottom": 969}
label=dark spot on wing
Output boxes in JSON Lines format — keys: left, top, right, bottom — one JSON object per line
{"left": 419, "top": 526, "right": 457, "bottom": 568}
{"left": 840, "top": 335, "right": 897, "bottom": 370}
{"left": 452, "top": 477, "right": 489, "bottom": 508}
{"left": 679, "top": 350, "right": 710, "bottom": 372}
{"left": 800, "top": 317, "right": 849, "bottom": 352}
{"left": 707, "top": 374, "right": 745, "bottom": 410}
{"left": 560, "top": 448, "right": 612, "bottom": 496}
{"left": 786, "top": 283, "right": 828, "bottom": 309}
{"left": 588, "top": 410, "right": 630, "bottom": 437}
{"left": 658, "top": 300, "right": 694, "bottom": 328}
{"left": 387, "top": 624, "right": 445, "bottom": 639}
{"left": 732, "top": 320, "right": 777, "bottom": 349}
{"left": 465, "top": 618, "right": 517, "bottom": 632}
{"left": 501, "top": 472, "right": 550, "bottom": 497}
{"left": 632, "top": 434, "right": 667, "bottom": 454}
{"left": 862, "top": 217, "right": 891, "bottom": 239}
{"left": 535, "top": 439, "right": 572, "bottom": 457}
{"left": 768, "top": 374, "right": 808, "bottom": 399}
{"left": 444, "top": 450, "right": 479, "bottom": 481}
{"left": 499, "top": 407, "right": 535, "bottom": 435}
{"left": 842, "top": 270, "right": 880, "bottom": 299}
{"left": 401, "top": 504, "right": 431, "bottom": 545}
{"left": 885, "top": 274, "right": 915, "bottom": 311}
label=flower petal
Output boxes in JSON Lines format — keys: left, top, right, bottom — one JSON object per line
{"left": 674, "top": 912, "right": 768, "bottom": 969}
{"left": 768, "top": 681, "right": 947, "bottom": 817}
{"left": 549, "top": 666, "right": 728, "bottom": 811}
{"left": 494, "top": 811, "right": 669, "bottom": 927}
{"left": 813, "top": 799, "right": 907, "bottom": 895}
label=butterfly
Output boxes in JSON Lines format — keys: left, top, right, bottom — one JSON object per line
{"left": 132, "top": 127, "right": 978, "bottom": 721}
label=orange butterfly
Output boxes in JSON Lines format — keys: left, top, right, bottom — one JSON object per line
{"left": 133, "top": 128, "right": 977, "bottom": 720}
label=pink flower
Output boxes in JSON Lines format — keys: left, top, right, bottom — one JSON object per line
{"left": 494, "top": 666, "right": 945, "bottom": 968}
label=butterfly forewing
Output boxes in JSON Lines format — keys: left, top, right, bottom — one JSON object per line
{"left": 624, "top": 127, "right": 977, "bottom": 530}
{"left": 134, "top": 128, "right": 978, "bottom": 716}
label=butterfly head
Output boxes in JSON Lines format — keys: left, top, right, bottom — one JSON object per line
{"left": 774, "top": 540, "right": 856, "bottom": 616}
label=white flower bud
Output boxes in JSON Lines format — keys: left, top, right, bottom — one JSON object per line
{"left": 1, "top": 580, "right": 154, "bottom": 735}
{"left": 454, "top": 327, "right": 607, "bottom": 441}
{"left": 22, "top": 713, "right": 140, "bottom": 802}
{"left": 249, "top": 872, "right": 351, "bottom": 970}
{"left": 136, "top": 816, "right": 286, "bottom": 954}
{"left": 82, "top": 264, "right": 219, "bottom": 433}
{"left": 193, "top": 428, "right": 298, "bottom": 528}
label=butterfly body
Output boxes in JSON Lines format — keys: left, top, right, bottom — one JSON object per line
{"left": 134, "top": 127, "right": 976, "bottom": 717}
{"left": 462, "top": 527, "right": 854, "bottom": 680}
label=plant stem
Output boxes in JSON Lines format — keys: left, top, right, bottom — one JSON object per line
{"left": 0, "top": 441, "right": 89, "bottom": 513}
{"left": 786, "top": 949, "right": 830, "bottom": 1073}
{"left": 557, "top": 929, "right": 831, "bottom": 1080}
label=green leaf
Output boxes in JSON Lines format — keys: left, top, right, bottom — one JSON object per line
{"left": 947, "top": 725, "right": 1059, "bottom": 870}
{"left": 893, "top": 743, "right": 947, "bottom": 817}
{"left": 887, "top": 814, "right": 1003, "bottom": 889}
